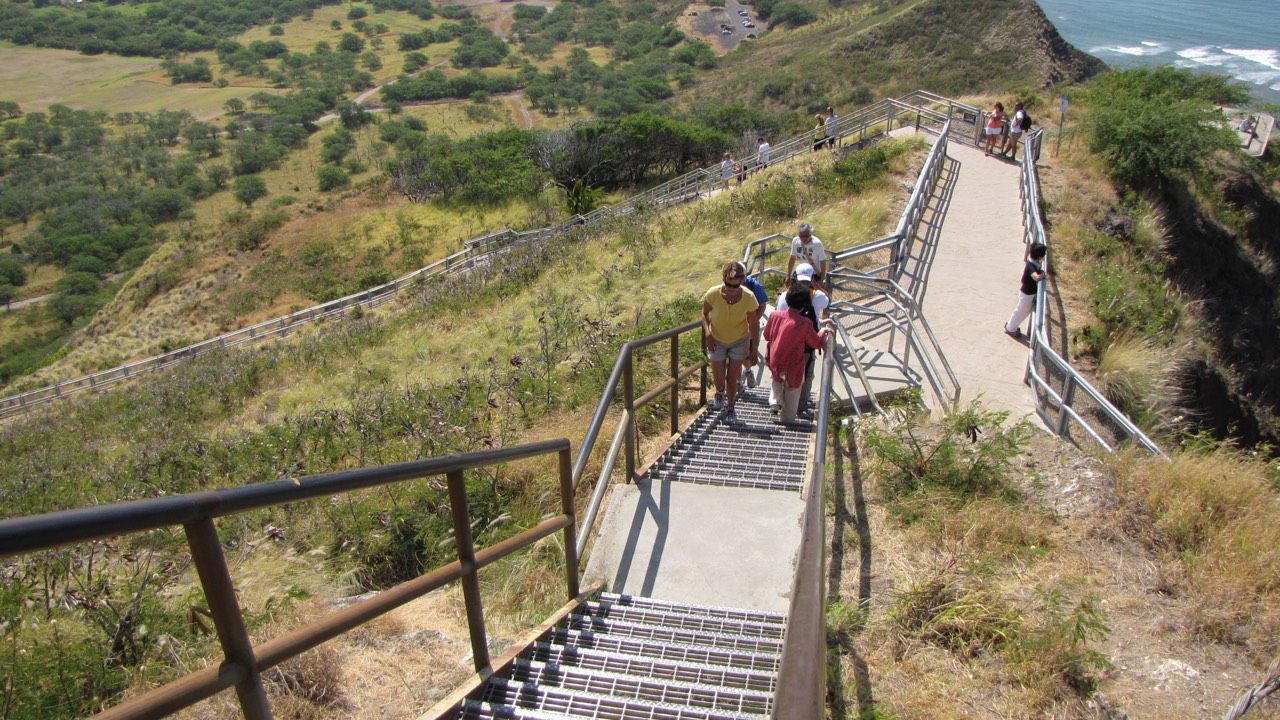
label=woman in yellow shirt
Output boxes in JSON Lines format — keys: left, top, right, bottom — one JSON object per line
{"left": 702, "top": 262, "right": 760, "bottom": 423}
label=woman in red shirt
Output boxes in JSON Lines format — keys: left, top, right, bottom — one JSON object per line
{"left": 763, "top": 288, "right": 830, "bottom": 423}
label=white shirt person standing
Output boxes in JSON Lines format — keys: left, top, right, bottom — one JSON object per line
{"left": 787, "top": 223, "right": 828, "bottom": 288}
{"left": 757, "top": 136, "right": 771, "bottom": 170}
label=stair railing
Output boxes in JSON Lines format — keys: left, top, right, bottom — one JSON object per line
{"left": 0, "top": 440, "right": 582, "bottom": 720}
{"left": 1018, "top": 130, "right": 1164, "bottom": 455}
{"left": 569, "top": 320, "right": 709, "bottom": 559}
{"left": 772, "top": 332, "right": 838, "bottom": 719}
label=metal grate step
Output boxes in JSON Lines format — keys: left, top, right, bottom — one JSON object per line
{"left": 579, "top": 602, "right": 785, "bottom": 640}
{"left": 475, "top": 678, "right": 762, "bottom": 719}
{"left": 645, "top": 471, "right": 801, "bottom": 493}
{"left": 506, "top": 660, "right": 773, "bottom": 715}
{"left": 545, "top": 628, "right": 780, "bottom": 673}
{"left": 561, "top": 615, "right": 782, "bottom": 655}
{"left": 596, "top": 594, "right": 785, "bottom": 627}
{"left": 523, "top": 643, "right": 777, "bottom": 694}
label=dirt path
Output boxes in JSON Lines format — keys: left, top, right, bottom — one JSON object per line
{"left": 2, "top": 291, "right": 51, "bottom": 312}
{"left": 504, "top": 92, "right": 534, "bottom": 129}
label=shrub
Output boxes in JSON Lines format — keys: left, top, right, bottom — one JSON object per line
{"left": 1083, "top": 67, "right": 1247, "bottom": 189}
{"left": 772, "top": 1, "right": 817, "bottom": 26}
{"left": 233, "top": 175, "right": 269, "bottom": 208}
{"left": 316, "top": 164, "right": 351, "bottom": 192}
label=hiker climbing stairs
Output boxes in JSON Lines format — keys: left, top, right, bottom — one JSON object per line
{"left": 450, "top": 592, "right": 784, "bottom": 719}
{"left": 645, "top": 387, "right": 815, "bottom": 492}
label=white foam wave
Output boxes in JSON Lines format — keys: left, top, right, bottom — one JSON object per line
{"left": 1092, "top": 44, "right": 1164, "bottom": 57}
{"left": 1223, "top": 48, "right": 1280, "bottom": 71}
{"left": 1176, "top": 45, "right": 1232, "bottom": 67}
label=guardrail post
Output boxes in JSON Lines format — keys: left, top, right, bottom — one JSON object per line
{"left": 669, "top": 335, "right": 680, "bottom": 436}
{"left": 1056, "top": 376, "right": 1076, "bottom": 436}
{"left": 623, "top": 350, "right": 636, "bottom": 482}
{"left": 558, "top": 448, "right": 581, "bottom": 598}
{"left": 446, "top": 470, "right": 490, "bottom": 671}
{"left": 185, "top": 518, "right": 273, "bottom": 720}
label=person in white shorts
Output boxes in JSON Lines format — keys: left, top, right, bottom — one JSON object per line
{"left": 1004, "top": 102, "right": 1028, "bottom": 160}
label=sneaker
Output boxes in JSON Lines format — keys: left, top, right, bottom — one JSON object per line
{"left": 746, "top": 370, "right": 757, "bottom": 389}
{"left": 710, "top": 392, "right": 725, "bottom": 411}
{"left": 724, "top": 406, "right": 738, "bottom": 424}
{"left": 769, "top": 403, "right": 781, "bottom": 416}
{"left": 1003, "top": 326, "right": 1022, "bottom": 339}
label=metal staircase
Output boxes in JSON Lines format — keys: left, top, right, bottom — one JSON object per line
{"left": 645, "top": 387, "right": 815, "bottom": 492}
{"left": 451, "top": 592, "right": 785, "bottom": 719}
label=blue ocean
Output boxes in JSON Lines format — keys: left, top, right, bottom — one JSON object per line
{"left": 1037, "top": 0, "right": 1280, "bottom": 104}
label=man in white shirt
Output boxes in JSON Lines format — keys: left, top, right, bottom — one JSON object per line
{"left": 1004, "top": 101, "right": 1028, "bottom": 160}
{"left": 787, "top": 223, "right": 829, "bottom": 289}
{"left": 825, "top": 106, "right": 838, "bottom": 150}
{"left": 757, "top": 136, "right": 771, "bottom": 170}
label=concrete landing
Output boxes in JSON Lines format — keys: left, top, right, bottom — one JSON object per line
{"left": 916, "top": 141, "right": 1040, "bottom": 425}
{"left": 583, "top": 479, "right": 804, "bottom": 613}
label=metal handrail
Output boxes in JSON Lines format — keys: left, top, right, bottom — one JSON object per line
{"left": 0, "top": 439, "right": 581, "bottom": 720}
{"left": 1018, "top": 130, "right": 1164, "bottom": 455}
{"left": 569, "top": 320, "right": 709, "bottom": 560}
{"left": 771, "top": 332, "right": 836, "bottom": 718}
{"left": 0, "top": 91, "right": 960, "bottom": 422}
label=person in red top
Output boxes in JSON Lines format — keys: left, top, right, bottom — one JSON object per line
{"left": 763, "top": 288, "right": 831, "bottom": 423}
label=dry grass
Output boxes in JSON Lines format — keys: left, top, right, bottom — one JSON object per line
{"left": 1110, "top": 447, "right": 1280, "bottom": 661}
{"left": 1095, "top": 333, "right": 1183, "bottom": 425}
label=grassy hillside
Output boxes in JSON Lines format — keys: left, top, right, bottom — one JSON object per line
{"left": 0, "top": 140, "right": 919, "bottom": 718}
{"left": 683, "top": 0, "right": 1103, "bottom": 117}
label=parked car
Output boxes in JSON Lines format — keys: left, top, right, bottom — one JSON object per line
{"left": 738, "top": 10, "right": 748, "bottom": 16}
{"left": 744, "top": 21, "right": 755, "bottom": 27}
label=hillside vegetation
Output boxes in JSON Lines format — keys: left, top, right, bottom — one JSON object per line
{"left": 683, "top": 0, "right": 1102, "bottom": 117}
{"left": 0, "top": 139, "right": 918, "bottom": 717}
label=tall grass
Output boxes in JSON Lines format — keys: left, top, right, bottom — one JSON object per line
{"left": 1112, "top": 446, "right": 1280, "bottom": 660}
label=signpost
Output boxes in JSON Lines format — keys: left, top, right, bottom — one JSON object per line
{"left": 1055, "top": 95, "right": 1068, "bottom": 157}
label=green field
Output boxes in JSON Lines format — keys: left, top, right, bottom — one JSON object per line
{"left": 0, "top": 41, "right": 272, "bottom": 120}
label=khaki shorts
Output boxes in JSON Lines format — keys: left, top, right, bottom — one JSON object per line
{"left": 708, "top": 337, "right": 750, "bottom": 363}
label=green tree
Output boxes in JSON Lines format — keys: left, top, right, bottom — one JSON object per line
{"left": 233, "top": 175, "right": 268, "bottom": 207}
{"left": 317, "top": 164, "right": 351, "bottom": 191}
{"left": 0, "top": 255, "right": 27, "bottom": 287}
{"left": 1083, "top": 67, "right": 1247, "bottom": 189}
{"left": 0, "top": 283, "right": 14, "bottom": 309}
{"left": 224, "top": 97, "right": 246, "bottom": 115}
{"left": 339, "top": 32, "right": 366, "bottom": 53}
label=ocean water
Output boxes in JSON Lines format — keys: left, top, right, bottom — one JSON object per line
{"left": 1037, "top": 0, "right": 1280, "bottom": 104}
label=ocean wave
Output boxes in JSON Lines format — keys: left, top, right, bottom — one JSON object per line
{"left": 1222, "top": 48, "right": 1280, "bottom": 71}
{"left": 1176, "top": 46, "right": 1233, "bottom": 67}
{"left": 1091, "top": 43, "right": 1165, "bottom": 57}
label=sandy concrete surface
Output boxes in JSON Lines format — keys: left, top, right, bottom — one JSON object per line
{"left": 583, "top": 479, "right": 804, "bottom": 613}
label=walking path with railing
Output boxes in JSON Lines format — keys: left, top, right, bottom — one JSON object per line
{"left": 0, "top": 93, "right": 1167, "bottom": 720}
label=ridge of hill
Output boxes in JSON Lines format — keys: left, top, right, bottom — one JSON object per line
{"left": 687, "top": 0, "right": 1103, "bottom": 110}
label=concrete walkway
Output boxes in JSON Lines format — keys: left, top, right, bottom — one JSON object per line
{"left": 918, "top": 140, "right": 1039, "bottom": 425}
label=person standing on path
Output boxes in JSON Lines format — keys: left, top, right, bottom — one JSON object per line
{"left": 1003, "top": 102, "right": 1029, "bottom": 160}
{"left": 1004, "top": 243, "right": 1047, "bottom": 339}
{"left": 984, "top": 102, "right": 1007, "bottom": 156}
{"left": 813, "top": 114, "right": 826, "bottom": 152}
{"left": 786, "top": 223, "right": 829, "bottom": 289}
{"left": 771, "top": 263, "right": 828, "bottom": 415}
{"left": 764, "top": 287, "right": 831, "bottom": 424}
{"left": 757, "top": 136, "right": 771, "bottom": 171}
{"left": 720, "top": 151, "right": 736, "bottom": 190}
{"left": 736, "top": 261, "right": 769, "bottom": 391}
{"left": 825, "top": 106, "right": 839, "bottom": 150}
{"left": 703, "top": 262, "right": 760, "bottom": 423}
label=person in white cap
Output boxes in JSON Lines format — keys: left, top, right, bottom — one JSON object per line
{"left": 769, "top": 263, "right": 829, "bottom": 416}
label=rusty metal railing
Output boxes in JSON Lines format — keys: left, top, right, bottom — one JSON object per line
{"left": 0, "top": 440, "right": 580, "bottom": 720}
{"left": 571, "top": 320, "right": 709, "bottom": 559}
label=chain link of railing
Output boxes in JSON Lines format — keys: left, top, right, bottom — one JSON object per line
{"left": 1020, "top": 130, "right": 1164, "bottom": 455}
{"left": 0, "top": 92, "right": 975, "bottom": 422}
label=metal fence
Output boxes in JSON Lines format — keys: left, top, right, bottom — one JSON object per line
{"left": 1019, "top": 130, "right": 1164, "bottom": 455}
{"left": 0, "top": 91, "right": 978, "bottom": 423}
{"left": 0, "top": 440, "right": 581, "bottom": 720}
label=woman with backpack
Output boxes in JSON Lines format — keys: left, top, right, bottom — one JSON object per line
{"left": 1004, "top": 102, "right": 1031, "bottom": 160}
